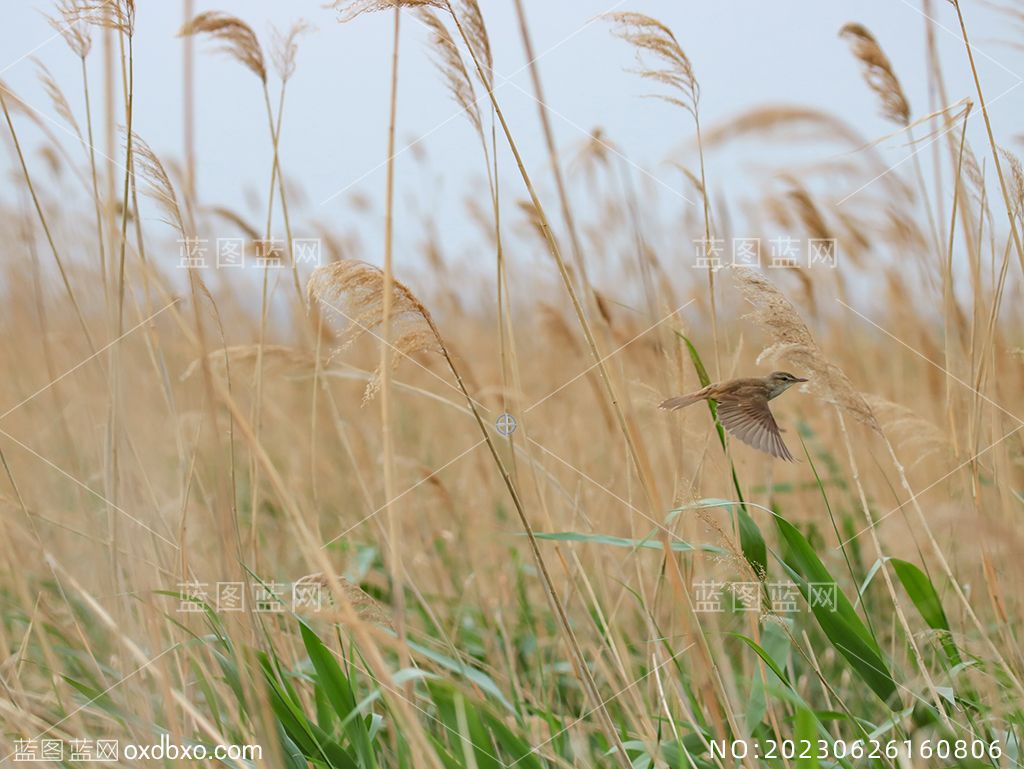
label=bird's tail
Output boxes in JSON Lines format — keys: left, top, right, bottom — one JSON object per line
{"left": 658, "top": 390, "right": 707, "bottom": 411}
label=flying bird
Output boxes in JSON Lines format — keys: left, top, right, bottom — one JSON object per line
{"left": 659, "top": 371, "right": 808, "bottom": 461}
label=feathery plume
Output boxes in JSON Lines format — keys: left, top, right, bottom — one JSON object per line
{"left": 419, "top": 9, "right": 482, "bottom": 141}
{"left": 786, "top": 183, "right": 832, "bottom": 241}
{"left": 701, "top": 105, "right": 872, "bottom": 151}
{"left": 998, "top": 146, "right": 1024, "bottom": 217}
{"left": 605, "top": 12, "right": 699, "bottom": 117}
{"left": 206, "top": 205, "right": 261, "bottom": 241}
{"left": 452, "top": 0, "right": 493, "bottom": 88}
{"left": 130, "top": 133, "right": 188, "bottom": 238}
{"left": 734, "top": 267, "right": 879, "bottom": 431}
{"left": 862, "top": 395, "right": 953, "bottom": 468}
{"left": 179, "top": 11, "right": 266, "bottom": 83}
{"left": 294, "top": 573, "right": 395, "bottom": 629}
{"left": 34, "top": 59, "right": 81, "bottom": 140}
{"left": 569, "top": 127, "right": 618, "bottom": 178}
{"left": 77, "top": 0, "right": 135, "bottom": 36}
{"left": 307, "top": 260, "right": 442, "bottom": 402}
{"left": 0, "top": 80, "right": 50, "bottom": 130}
{"left": 47, "top": 0, "right": 92, "bottom": 58}
{"left": 328, "top": 0, "right": 443, "bottom": 23}
{"left": 840, "top": 23, "right": 910, "bottom": 125}
{"left": 270, "top": 20, "right": 311, "bottom": 83}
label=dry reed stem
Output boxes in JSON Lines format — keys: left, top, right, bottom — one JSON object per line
{"left": 0, "top": 80, "right": 95, "bottom": 353}
{"left": 442, "top": 6, "right": 641, "bottom": 763}
{"left": 514, "top": 0, "right": 598, "bottom": 328}
{"left": 951, "top": 1, "right": 1024, "bottom": 277}
{"left": 308, "top": 255, "right": 629, "bottom": 766}
{"left": 833, "top": 409, "right": 948, "bottom": 724}
{"left": 605, "top": 12, "right": 720, "bottom": 382}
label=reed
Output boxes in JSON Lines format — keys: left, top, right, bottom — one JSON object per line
{"left": 2, "top": 2, "right": 1024, "bottom": 766}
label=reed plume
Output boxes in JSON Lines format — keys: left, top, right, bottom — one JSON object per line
{"left": 839, "top": 23, "right": 910, "bottom": 126}
{"left": 451, "top": 0, "right": 493, "bottom": 89}
{"left": 179, "top": 11, "right": 266, "bottom": 83}
{"left": 294, "top": 573, "right": 395, "bottom": 630}
{"left": 47, "top": 0, "right": 92, "bottom": 58}
{"left": 862, "top": 395, "right": 953, "bottom": 468}
{"left": 999, "top": 147, "right": 1024, "bottom": 217}
{"left": 270, "top": 20, "right": 311, "bottom": 83}
{"left": 77, "top": 0, "right": 135, "bottom": 36}
{"left": 33, "top": 60, "right": 81, "bottom": 140}
{"left": 328, "top": 0, "right": 442, "bottom": 23}
{"left": 786, "top": 183, "right": 832, "bottom": 241}
{"left": 419, "top": 10, "right": 483, "bottom": 141}
{"left": 307, "top": 260, "right": 442, "bottom": 402}
{"left": 130, "top": 132, "right": 190, "bottom": 238}
{"left": 734, "top": 266, "right": 879, "bottom": 431}
{"left": 605, "top": 12, "right": 699, "bottom": 116}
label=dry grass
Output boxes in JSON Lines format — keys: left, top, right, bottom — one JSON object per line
{"left": 0, "top": 2, "right": 1023, "bottom": 767}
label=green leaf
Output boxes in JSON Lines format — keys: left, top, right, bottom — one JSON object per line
{"left": 406, "top": 639, "right": 515, "bottom": 714}
{"left": 259, "top": 649, "right": 359, "bottom": 769}
{"left": 774, "top": 515, "right": 899, "bottom": 706}
{"left": 426, "top": 681, "right": 542, "bottom": 769}
{"left": 730, "top": 632, "right": 792, "bottom": 690}
{"left": 62, "top": 676, "right": 118, "bottom": 716}
{"left": 299, "top": 621, "right": 378, "bottom": 767}
{"left": 732, "top": 628, "right": 793, "bottom": 735}
{"left": 891, "top": 559, "right": 961, "bottom": 665}
{"left": 794, "top": 707, "right": 820, "bottom": 769}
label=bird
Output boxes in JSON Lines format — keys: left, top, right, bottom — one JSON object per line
{"left": 659, "top": 371, "right": 808, "bottom": 461}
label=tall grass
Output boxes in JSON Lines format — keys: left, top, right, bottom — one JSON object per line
{"left": 0, "top": 2, "right": 1023, "bottom": 768}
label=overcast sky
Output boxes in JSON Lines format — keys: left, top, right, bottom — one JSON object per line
{"left": 2, "top": 1, "right": 1021, "bottom": 283}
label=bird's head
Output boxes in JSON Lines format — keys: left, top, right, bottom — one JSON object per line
{"left": 767, "top": 371, "right": 808, "bottom": 398}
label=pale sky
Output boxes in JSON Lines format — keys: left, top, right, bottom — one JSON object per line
{"left": 1, "top": 1, "right": 1021, "bottom": 284}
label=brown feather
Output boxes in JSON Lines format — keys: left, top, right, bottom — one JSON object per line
{"left": 716, "top": 396, "right": 795, "bottom": 462}
{"left": 660, "top": 373, "right": 803, "bottom": 461}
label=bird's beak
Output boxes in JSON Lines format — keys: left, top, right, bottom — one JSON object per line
{"left": 794, "top": 377, "right": 809, "bottom": 383}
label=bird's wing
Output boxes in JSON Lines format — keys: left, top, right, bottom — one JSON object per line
{"left": 716, "top": 396, "right": 796, "bottom": 461}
